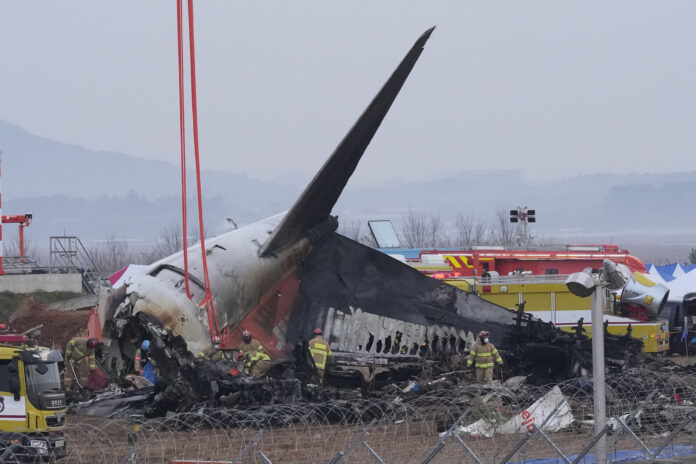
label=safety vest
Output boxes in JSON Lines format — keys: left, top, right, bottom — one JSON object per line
{"left": 240, "top": 339, "right": 271, "bottom": 368}
{"left": 66, "top": 337, "right": 96, "bottom": 371}
{"left": 309, "top": 336, "right": 332, "bottom": 370}
{"left": 466, "top": 341, "right": 503, "bottom": 369}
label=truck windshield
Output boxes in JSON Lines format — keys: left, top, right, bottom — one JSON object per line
{"left": 24, "top": 362, "right": 62, "bottom": 408}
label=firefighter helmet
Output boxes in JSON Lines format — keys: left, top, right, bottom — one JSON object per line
{"left": 478, "top": 330, "right": 490, "bottom": 339}
{"left": 87, "top": 337, "right": 99, "bottom": 348}
{"left": 212, "top": 336, "right": 221, "bottom": 346}
{"left": 313, "top": 328, "right": 323, "bottom": 335}
{"left": 241, "top": 330, "right": 252, "bottom": 342}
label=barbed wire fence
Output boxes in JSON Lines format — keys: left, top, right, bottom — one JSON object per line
{"left": 4, "top": 369, "right": 696, "bottom": 464}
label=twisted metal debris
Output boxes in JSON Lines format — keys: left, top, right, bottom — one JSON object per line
{"left": 5, "top": 369, "right": 696, "bottom": 463}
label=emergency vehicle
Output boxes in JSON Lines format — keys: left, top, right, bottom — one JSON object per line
{"left": 441, "top": 274, "right": 670, "bottom": 353}
{"left": 378, "top": 243, "right": 668, "bottom": 353}
{"left": 0, "top": 327, "right": 67, "bottom": 460}
{"left": 384, "top": 244, "right": 646, "bottom": 278}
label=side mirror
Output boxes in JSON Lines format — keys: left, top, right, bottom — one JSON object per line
{"left": 8, "top": 360, "right": 21, "bottom": 401}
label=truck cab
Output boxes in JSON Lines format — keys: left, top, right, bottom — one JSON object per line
{"left": 0, "top": 335, "right": 67, "bottom": 460}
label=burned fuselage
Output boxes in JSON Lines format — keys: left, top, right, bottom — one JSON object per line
{"left": 100, "top": 214, "right": 314, "bottom": 375}
{"left": 98, "top": 27, "right": 522, "bottom": 394}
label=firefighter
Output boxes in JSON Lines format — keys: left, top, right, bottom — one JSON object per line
{"left": 466, "top": 330, "right": 503, "bottom": 384}
{"left": 201, "top": 336, "right": 235, "bottom": 361}
{"left": 238, "top": 330, "right": 271, "bottom": 377}
{"left": 308, "top": 328, "right": 333, "bottom": 383}
{"left": 64, "top": 336, "right": 98, "bottom": 391}
{"left": 134, "top": 340, "right": 150, "bottom": 374}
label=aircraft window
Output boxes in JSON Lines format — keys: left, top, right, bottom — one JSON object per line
{"left": 545, "top": 269, "right": 558, "bottom": 275}
{"left": 149, "top": 266, "right": 206, "bottom": 305}
{"left": 365, "top": 333, "right": 374, "bottom": 352}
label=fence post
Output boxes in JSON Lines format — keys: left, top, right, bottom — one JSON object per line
{"left": 235, "top": 429, "right": 264, "bottom": 463}
{"left": 572, "top": 389, "right": 658, "bottom": 464}
{"left": 616, "top": 416, "right": 651, "bottom": 455}
{"left": 362, "top": 441, "right": 387, "bottom": 464}
{"left": 499, "top": 399, "right": 566, "bottom": 464}
{"left": 533, "top": 426, "right": 572, "bottom": 464}
{"left": 421, "top": 409, "right": 471, "bottom": 464}
{"left": 650, "top": 414, "right": 696, "bottom": 459}
{"left": 258, "top": 450, "right": 274, "bottom": 464}
{"left": 453, "top": 432, "right": 483, "bottom": 464}
{"left": 328, "top": 418, "right": 377, "bottom": 464}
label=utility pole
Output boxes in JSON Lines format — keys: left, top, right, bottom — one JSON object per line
{"left": 591, "top": 285, "right": 607, "bottom": 464}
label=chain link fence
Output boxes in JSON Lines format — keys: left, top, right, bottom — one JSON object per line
{"left": 4, "top": 369, "right": 696, "bottom": 464}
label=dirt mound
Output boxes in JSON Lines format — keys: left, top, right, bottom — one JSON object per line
{"left": 8, "top": 297, "right": 91, "bottom": 351}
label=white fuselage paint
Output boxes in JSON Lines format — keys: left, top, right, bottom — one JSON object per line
{"left": 119, "top": 212, "right": 313, "bottom": 355}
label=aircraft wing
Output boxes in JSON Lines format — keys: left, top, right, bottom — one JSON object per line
{"left": 259, "top": 27, "right": 435, "bottom": 257}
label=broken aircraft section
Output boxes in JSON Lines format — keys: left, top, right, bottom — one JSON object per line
{"left": 93, "top": 27, "right": 647, "bottom": 414}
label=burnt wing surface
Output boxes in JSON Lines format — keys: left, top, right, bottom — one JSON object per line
{"left": 260, "top": 27, "right": 436, "bottom": 257}
{"left": 287, "top": 232, "right": 513, "bottom": 344}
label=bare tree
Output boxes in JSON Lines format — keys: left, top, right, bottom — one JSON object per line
{"left": 689, "top": 248, "right": 696, "bottom": 265}
{"left": 453, "top": 213, "right": 488, "bottom": 247}
{"left": 399, "top": 210, "right": 427, "bottom": 248}
{"left": 89, "top": 234, "right": 134, "bottom": 276}
{"left": 398, "top": 211, "right": 450, "bottom": 248}
{"left": 5, "top": 234, "right": 40, "bottom": 262}
{"left": 426, "top": 215, "right": 443, "bottom": 248}
{"left": 337, "top": 219, "right": 363, "bottom": 242}
{"left": 138, "top": 223, "right": 184, "bottom": 265}
{"left": 188, "top": 221, "right": 211, "bottom": 246}
{"left": 489, "top": 208, "right": 517, "bottom": 247}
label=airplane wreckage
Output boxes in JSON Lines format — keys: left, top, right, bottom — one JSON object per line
{"left": 92, "top": 28, "right": 646, "bottom": 415}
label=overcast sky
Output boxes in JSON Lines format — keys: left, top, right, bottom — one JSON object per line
{"left": 2, "top": 2, "right": 696, "bottom": 187}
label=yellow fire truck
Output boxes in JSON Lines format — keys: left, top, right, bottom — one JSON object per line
{"left": 0, "top": 331, "right": 67, "bottom": 460}
{"left": 441, "top": 274, "right": 670, "bottom": 353}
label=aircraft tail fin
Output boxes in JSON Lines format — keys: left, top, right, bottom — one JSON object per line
{"left": 259, "top": 27, "right": 435, "bottom": 257}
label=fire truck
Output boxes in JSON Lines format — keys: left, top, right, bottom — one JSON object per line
{"left": 380, "top": 244, "right": 670, "bottom": 353}
{"left": 0, "top": 327, "right": 67, "bottom": 460}
{"left": 385, "top": 244, "right": 646, "bottom": 278}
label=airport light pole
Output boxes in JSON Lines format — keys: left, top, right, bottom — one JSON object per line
{"left": 565, "top": 260, "right": 632, "bottom": 464}
{"left": 589, "top": 282, "right": 607, "bottom": 464}
{"left": 565, "top": 264, "right": 619, "bottom": 464}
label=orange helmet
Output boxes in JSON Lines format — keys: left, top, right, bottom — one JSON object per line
{"left": 313, "top": 328, "right": 323, "bottom": 335}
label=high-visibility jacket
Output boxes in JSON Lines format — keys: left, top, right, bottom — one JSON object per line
{"left": 466, "top": 341, "right": 503, "bottom": 368}
{"left": 239, "top": 338, "right": 271, "bottom": 368}
{"left": 308, "top": 335, "right": 333, "bottom": 370}
{"left": 65, "top": 337, "right": 96, "bottom": 371}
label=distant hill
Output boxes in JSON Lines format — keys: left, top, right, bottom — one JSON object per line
{"left": 2, "top": 119, "right": 695, "bottom": 259}
{"left": 0, "top": 119, "right": 298, "bottom": 209}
